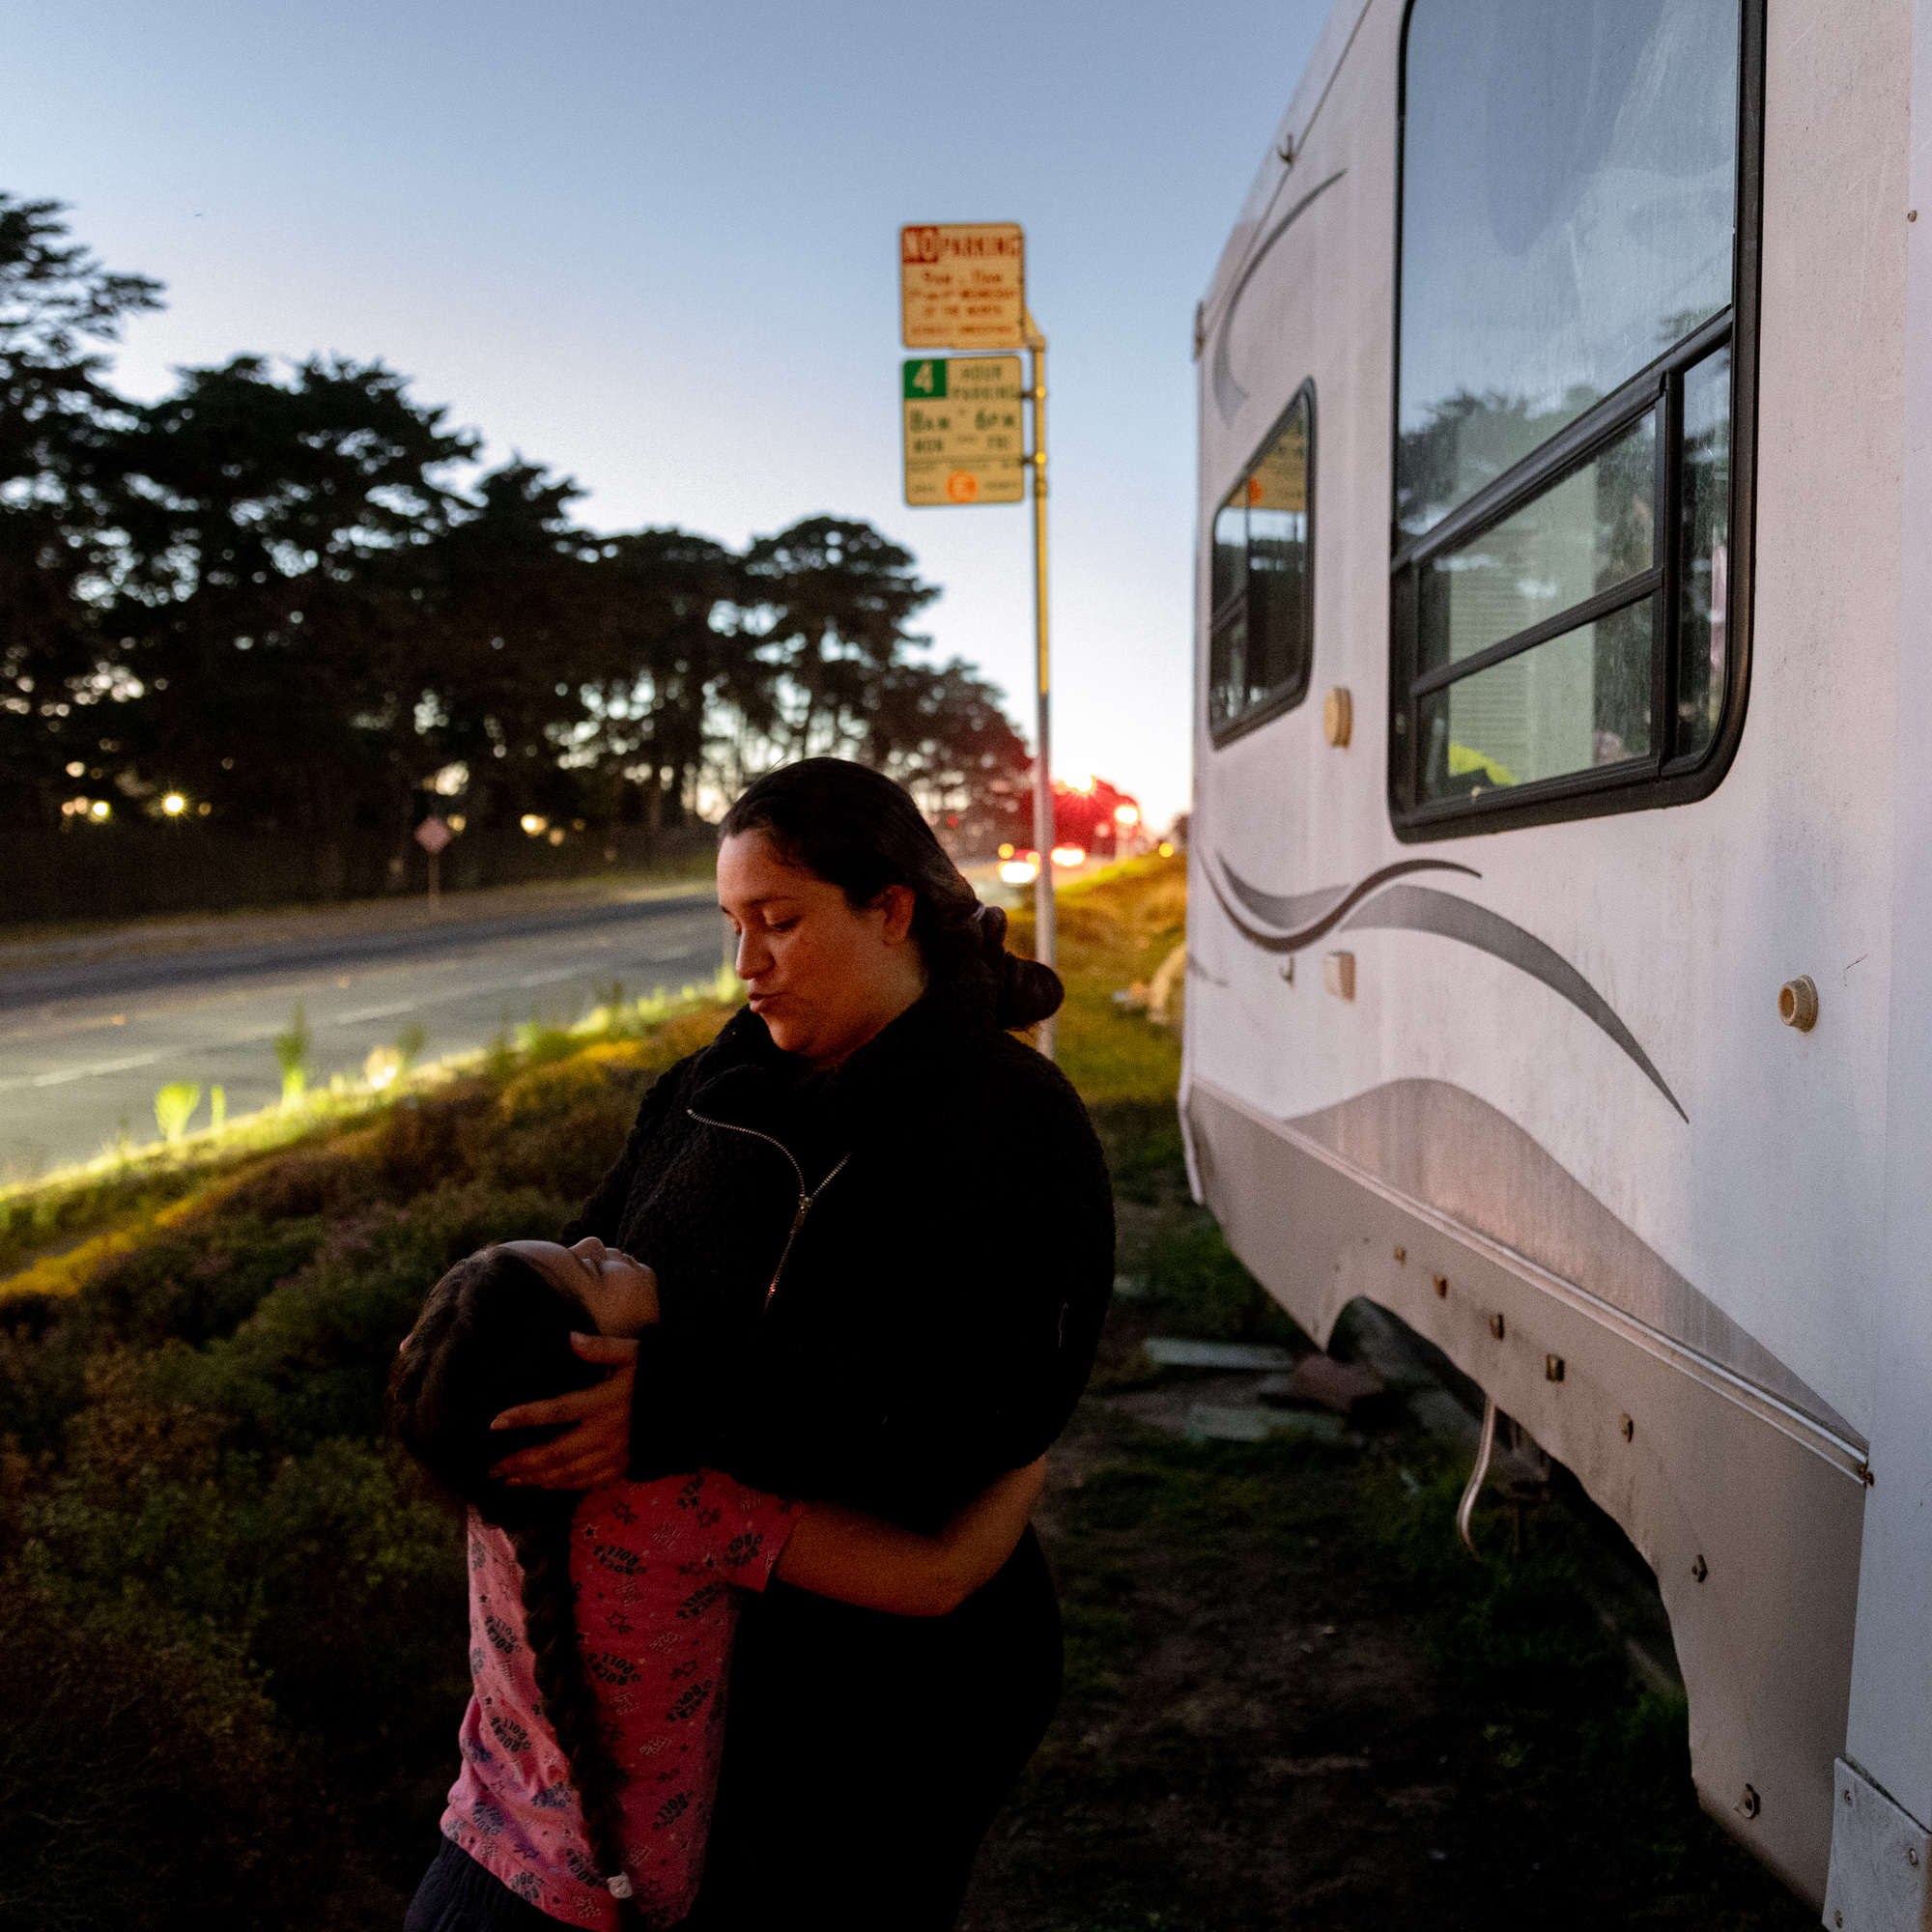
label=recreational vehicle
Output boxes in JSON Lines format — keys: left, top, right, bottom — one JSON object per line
{"left": 1182, "top": 1, "right": 1931, "bottom": 1919}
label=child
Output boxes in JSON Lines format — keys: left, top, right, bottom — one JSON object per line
{"left": 389, "top": 1236, "right": 1044, "bottom": 1931}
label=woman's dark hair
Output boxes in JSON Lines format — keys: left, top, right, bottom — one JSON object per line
{"left": 389, "top": 1250, "right": 639, "bottom": 1922}
{"left": 719, "top": 757, "right": 1063, "bottom": 1030}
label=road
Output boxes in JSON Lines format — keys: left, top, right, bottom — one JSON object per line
{"left": 0, "top": 891, "right": 726, "bottom": 1180}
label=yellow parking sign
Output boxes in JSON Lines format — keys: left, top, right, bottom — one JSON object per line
{"left": 900, "top": 224, "right": 1025, "bottom": 349}
{"left": 902, "top": 356, "right": 1025, "bottom": 507}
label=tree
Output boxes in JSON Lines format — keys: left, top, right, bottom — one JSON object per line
{"left": 0, "top": 197, "right": 1042, "bottom": 875}
{"left": 109, "top": 355, "right": 475, "bottom": 838}
{"left": 0, "top": 194, "right": 161, "bottom": 818}
{"left": 573, "top": 527, "right": 750, "bottom": 833}
{"left": 865, "top": 655, "right": 1034, "bottom": 849}
{"left": 415, "top": 460, "right": 600, "bottom": 836}
{"left": 739, "top": 516, "right": 938, "bottom": 762}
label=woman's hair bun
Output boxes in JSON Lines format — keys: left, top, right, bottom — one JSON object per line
{"left": 973, "top": 903, "right": 1063, "bottom": 1031}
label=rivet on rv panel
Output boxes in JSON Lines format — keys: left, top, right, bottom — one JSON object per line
{"left": 1488, "top": 1313, "right": 1505, "bottom": 1341}
{"left": 1778, "top": 976, "right": 1819, "bottom": 1031}
{"left": 1546, "top": 1355, "right": 1564, "bottom": 1382}
{"left": 1323, "top": 952, "right": 1355, "bottom": 1000}
{"left": 1737, "top": 1784, "right": 1760, "bottom": 1821}
{"left": 1620, "top": 1414, "right": 1634, "bottom": 1442}
{"left": 1433, "top": 1272, "right": 1448, "bottom": 1298}
{"left": 1322, "top": 686, "right": 1352, "bottom": 748}
{"left": 1691, "top": 1553, "right": 1709, "bottom": 1583}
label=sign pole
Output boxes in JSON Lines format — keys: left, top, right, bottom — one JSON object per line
{"left": 1025, "top": 307, "right": 1057, "bottom": 1062}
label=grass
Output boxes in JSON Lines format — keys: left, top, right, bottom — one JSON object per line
{"left": 0, "top": 850, "right": 1814, "bottom": 1927}
{"left": 965, "top": 1402, "right": 1808, "bottom": 1931}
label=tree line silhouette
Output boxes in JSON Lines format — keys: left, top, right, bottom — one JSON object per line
{"left": 0, "top": 192, "right": 1034, "bottom": 893}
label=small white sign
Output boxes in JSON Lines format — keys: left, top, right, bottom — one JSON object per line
{"left": 414, "top": 815, "right": 453, "bottom": 855}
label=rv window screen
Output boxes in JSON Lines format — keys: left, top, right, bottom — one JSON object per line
{"left": 1390, "top": 0, "right": 1759, "bottom": 835}
{"left": 1209, "top": 386, "right": 1313, "bottom": 742}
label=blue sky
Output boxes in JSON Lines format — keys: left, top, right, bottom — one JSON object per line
{"left": 5, "top": 0, "right": 1331, "bottom": 829}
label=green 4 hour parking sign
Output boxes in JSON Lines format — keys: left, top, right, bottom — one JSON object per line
{"left": 901, "top": 355, "right": 1024, "bottom": 506}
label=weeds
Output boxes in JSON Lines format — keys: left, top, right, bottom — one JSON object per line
{"left": 153, "top": 1081, "right": 202, "bottom": 1143}
{"left": 273, "top": 1002, "right": 311, "bottom": 1107}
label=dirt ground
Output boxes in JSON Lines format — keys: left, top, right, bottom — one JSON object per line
{"left": 958, "top": 1171, "right": 1817, "bottom": 1932}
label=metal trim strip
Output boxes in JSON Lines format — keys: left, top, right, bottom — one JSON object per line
{"left": 1190, "top": 1073, "right": 1872, "bottom": 1482}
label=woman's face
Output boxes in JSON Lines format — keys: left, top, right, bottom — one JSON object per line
{"left": 718, "top": 830, "right": 926, "bottom": 1066}
{"left": 499, "top": 1237, "right": 659, "bottom": 1337}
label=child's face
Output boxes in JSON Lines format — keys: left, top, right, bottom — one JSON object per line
{"left": 498, "top": 1237, "right": 660, "bottom": 1337}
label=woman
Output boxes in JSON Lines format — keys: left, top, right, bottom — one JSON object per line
{"left": 489, "top": 759, "right": 1115, "bottom": 1929}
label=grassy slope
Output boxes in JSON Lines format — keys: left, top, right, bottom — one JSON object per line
{"left": 0, "top": 856, "right": 1810, "bottom": 1929}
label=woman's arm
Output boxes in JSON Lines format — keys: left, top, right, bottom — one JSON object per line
{"left": 772, "top": 1459, "right": 1046, "bottom": 1618}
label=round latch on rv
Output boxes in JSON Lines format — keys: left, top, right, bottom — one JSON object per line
{"left": 1778, "top": 976, "right": 1819, "bottom": 1032}
{"left": 1323, "top": 686, "right": 1352, "bottom": 748}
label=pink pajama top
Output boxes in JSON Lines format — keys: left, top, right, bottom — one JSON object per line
{"left": 440, "top": 1468, "right": 796, "bottom": 1929}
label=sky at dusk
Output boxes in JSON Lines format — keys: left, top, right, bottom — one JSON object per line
{"left": 5, "top": 0, "right": 1333, "bottom": 831}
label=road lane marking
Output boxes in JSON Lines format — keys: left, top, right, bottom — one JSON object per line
{"left": 333, "top": 1000, "right": 418, "bottom": 1025}
{"left": 0, "top": 1050, "right": 165, "bottom": 1095}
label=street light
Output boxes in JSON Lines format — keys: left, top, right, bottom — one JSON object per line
{"left": 162, "top": 793, "right": 185, "bottom": 816}
{"left": 89, "top": 800, "right": 109, "bottom": 820}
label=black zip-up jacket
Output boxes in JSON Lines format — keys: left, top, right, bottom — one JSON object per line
{"left": 565, "top": 980, "right": 1115, "bottom": 1523}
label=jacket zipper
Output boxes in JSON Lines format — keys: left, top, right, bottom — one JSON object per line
{"left": 686, "top": 1108, "right": 852, "bottom": 1309}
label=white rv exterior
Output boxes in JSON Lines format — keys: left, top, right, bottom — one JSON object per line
{"left": 1182, "top": 1, "right": 1932, "bottom": 1918}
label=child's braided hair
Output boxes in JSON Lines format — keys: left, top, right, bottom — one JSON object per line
{"left": 388, "top": 1248, "right": 640, "bottom": 1923}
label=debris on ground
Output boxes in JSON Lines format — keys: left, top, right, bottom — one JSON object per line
{"left": 1142, "top": 1337, "right": 1293, "bottom": 1371}
{"left": 1184, "top": 1402, "right": 1349, "bottom": 1445}
{"left": 1280, "top": 1352, "right": 1385, "bottom": 1413}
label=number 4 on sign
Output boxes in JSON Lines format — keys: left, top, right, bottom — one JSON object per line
{"left": 910, "top": 361, "right": 936, "bottom": 394}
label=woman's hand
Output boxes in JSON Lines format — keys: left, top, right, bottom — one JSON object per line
{"left": 489, "top": 1333, "right": 637, "bottom": 1490}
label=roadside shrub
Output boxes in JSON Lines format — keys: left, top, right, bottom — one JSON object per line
{"left": 0, "top": 1217, "right": 328, "bottom": 1455}
{"left": 375, "top": 1085, "right": 493, "bottom": 1195}
{"left": 0, "top": 1580, "right": 391, "bottom": 1931}
{"left": 213, "top": 1123, "right": 388, "bottom": 1221}
{"left": 0, "top": 989, "right": 749, "bottom": 1922}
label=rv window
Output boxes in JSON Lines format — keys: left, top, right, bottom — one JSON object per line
{"left": 1208, "top": 385, "right": 1314, "bottom": 742}
{"left": 1390, "top": 0, "right": 1759, "bottom": 835}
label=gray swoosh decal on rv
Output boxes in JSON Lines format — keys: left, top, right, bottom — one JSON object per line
{"left": 1340, "top": 885, "right": 1688, "bottom": 1123}
{"left": 1208, "top": 855, "right": 1687, "bottom": 1122}
{"left": 1208, "top": 854, "right": 1479, "bottom": 952}
{"left": 1211, "top": 170, "right": 1347, "bottom": 424}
